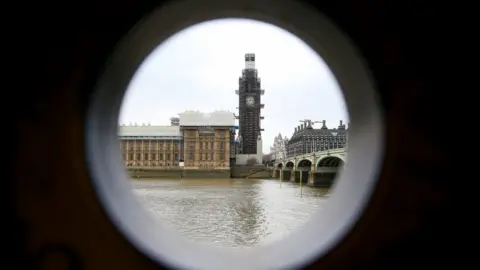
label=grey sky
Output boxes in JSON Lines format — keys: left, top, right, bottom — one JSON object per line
{"left": 119, "top": 18, "right": 349, "bottom": 153}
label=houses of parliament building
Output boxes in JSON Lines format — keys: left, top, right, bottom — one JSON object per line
{"left": 118, "top": 111, "right": 236, "bottom": 169}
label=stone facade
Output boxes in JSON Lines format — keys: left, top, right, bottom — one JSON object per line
{"left": 270, "top": 133, "right": 288, "bottom": 161}
{"left": 119, "top": 125, "right": 182, "bottom": 167}
{"left": 182, "top": 126, "right": 231, "bottom": 169}
{"left": 179, "top": 110, "right": 235, "bottom": 169}
{"left": 119, "top": 111, "right": 235, "bottom": 169}
{"left": 286, "top": 120, "right": 348, "bottom": 158}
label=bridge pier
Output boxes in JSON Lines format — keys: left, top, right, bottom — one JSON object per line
{"left": 308, "top": 169, "right": 316, "bottom": 186}
{"left": 308, "top": 172, "right": 336, "bottom": 187}
{"left": 274, "top": 148, "right": 346, "bottom": 186}
{"left": 291, "top": 170, "right": 308, "bottom": 183}
{"left": 281, "top": 170, "right": 292, "bottom": 181}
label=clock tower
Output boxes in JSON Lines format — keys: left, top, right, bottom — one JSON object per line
{"left": 235, "top": 53, "right": 265, "bottom": 155}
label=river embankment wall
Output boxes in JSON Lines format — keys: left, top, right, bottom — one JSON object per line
{"left": 127, "top": 168, "right": 230, "bottom": 179}
{"left": 127, "top": 166, "right": 272, "bottom": 179}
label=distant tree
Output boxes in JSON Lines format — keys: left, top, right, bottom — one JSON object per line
{"left": 246, "top": 157, "right": 258, "bottom": 166}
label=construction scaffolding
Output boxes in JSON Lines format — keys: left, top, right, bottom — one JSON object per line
{"left": 235, "top": 53, "right": 265, "bottom": 155}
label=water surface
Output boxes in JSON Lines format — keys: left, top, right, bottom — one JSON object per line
{"left": 132, "top": 178, "right": 330, "bottom": 248}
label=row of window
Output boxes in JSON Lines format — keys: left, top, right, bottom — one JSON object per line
{"left": 186, "top": 142, "right": 226, "bottom": 149}
{"left": 124, "top": 153, "right": 179, "bottom": 161}
{"left": 286, "top": 145, "right": 346, "bottom": 157}
{"left": 183, "top": 138, "right": 228, "bottom": 143}
{"left": 289, "top": 138, "right": 346, "bottom": 144}
{"left": 120, "top": 143, "right": 180, "bottom": 150}
{"left": 123, "top": 150, "right": 181, "bottom": 154}
{"left": 183, "top": 163, "right": 229, "bottom": 168}
{"left": 184, "top": 130, "right": 227, "bottom": 136}
{"left": 122, "top": 147, "right": 180, "bottom": 151}
{"left": 126, "top": 162, "right": 177, "bottom": 167}
{"left": 186, "top": 152, "right": 228, "bottom": 161}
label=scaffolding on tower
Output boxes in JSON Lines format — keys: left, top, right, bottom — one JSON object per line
{"left": 234, "top": 53, "right": 265, "bottom": 155}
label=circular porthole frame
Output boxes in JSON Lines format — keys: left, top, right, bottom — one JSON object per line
{"left": 85, "top": 0, "right": 385, "bottom": 269}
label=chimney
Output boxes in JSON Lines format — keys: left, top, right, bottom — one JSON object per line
{"left": 340, "top": 120, "right": 343, "bottom": 126}
{"left": 320, "top": 120, "right": 327, "bottom": 129}
{"left": 294, "top": 127, "right": 297, "bottom": 133}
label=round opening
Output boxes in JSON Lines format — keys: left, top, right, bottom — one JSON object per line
{"left": 120, "top": 17, "right": 349, "bottom": 249}
{"left": 86, "top": 0, "right": 384, "bottom": 269}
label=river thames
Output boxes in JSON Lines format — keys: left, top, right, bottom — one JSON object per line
{"left": 131, "top": 178, "right": 331, "bottom": 248}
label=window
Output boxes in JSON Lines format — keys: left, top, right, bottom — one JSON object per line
{"left": 152, "top": 154, "right": 156, "bottom": 160}
{"left": 144, "top": 154, "right": 148, "bottom": 160}
{"left": 188, "top": 153, "right": 194, "bottom": 161}
{"left": 159, "top": 154, "right": 163, "bottom": 160}
{"left": 167, "top": 154, "right": 171, "bottom": 160}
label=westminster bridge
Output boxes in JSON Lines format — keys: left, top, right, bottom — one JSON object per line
{"left": 272, "top": 148, "right": 346, "bottom": 187}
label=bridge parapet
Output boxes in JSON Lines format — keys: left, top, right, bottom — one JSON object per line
{"left": 274, "top": 148, "right": 346, "bottom": 168}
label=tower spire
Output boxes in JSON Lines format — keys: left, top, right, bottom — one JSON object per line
{"left": 245, "top": 53, "right": 255, "bottom": 69}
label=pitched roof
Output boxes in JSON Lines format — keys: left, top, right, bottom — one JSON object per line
{"left": 118, "top": 125, "right": 181, "bottom": 137}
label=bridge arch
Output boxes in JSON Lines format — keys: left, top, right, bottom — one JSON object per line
{"left": 316, "top": 155, "right": 345, "bottom": 168}
{"left": 277, "top": 163, "right": 284, "bottom": 169}
{"left": 297, "top": 159, "right": 313, "bottom": 172}
{"left": 296, "top": 158, "right": 312, "bottom": 168}
{"left": 285, "top": 161, "right": 295, "bottom": 169}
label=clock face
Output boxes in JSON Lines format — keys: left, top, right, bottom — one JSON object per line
{"left": 246, "top": 96, "right": 254, "bottom": 106}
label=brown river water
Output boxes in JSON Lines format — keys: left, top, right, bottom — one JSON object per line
{"left": 131, "top": 178, "right": 331, "bottom": 248}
